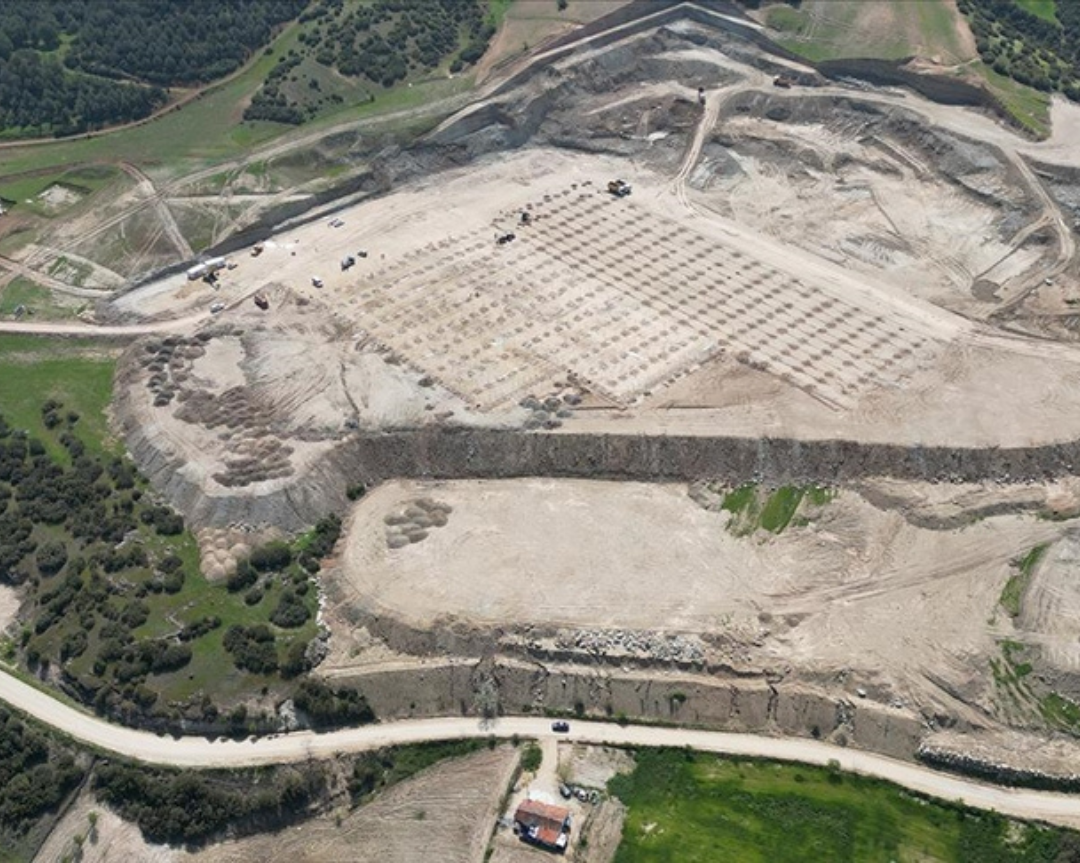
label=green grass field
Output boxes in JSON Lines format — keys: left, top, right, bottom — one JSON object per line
{"left": 1015, "top": 0, "right": 1057, "bottom": 23}
{"left": 764, "top": 0, "right": 1051, "bottom": 138}
{"left": 0, "top": 334, "right": 120, "bottom": 460}
{"left": 609, "top": 748, "right": 1077, "bottom": 862}
{"left": 0, "top": 277, "right": 83, "bottom": 320}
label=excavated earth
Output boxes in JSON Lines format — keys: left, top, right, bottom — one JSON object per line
{"left": 108, "top": 5, "right": 1080, "bottom": 778}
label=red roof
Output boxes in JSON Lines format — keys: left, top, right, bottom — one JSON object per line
{"left": 515, "top": 799, "right": 570, "bottom": 829}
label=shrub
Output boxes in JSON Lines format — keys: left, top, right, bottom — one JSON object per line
{"left": 36, "top": 541, "right": 68, "bottom": 575}
{"left": 294, "top": 679, "right": 374, "bottom": 729}
{"left": 249, "top": 541, "right": 292, "bottom": 572}
{"left": 226, "top": 559, "right": 257, "bottom": 593}
{"left": 270, "top": 590, "right": 310, "bottom": 628}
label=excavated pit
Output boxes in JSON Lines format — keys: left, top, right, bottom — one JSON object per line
{"left": 107, "top": 3, "right": 1080, "bottom": 774}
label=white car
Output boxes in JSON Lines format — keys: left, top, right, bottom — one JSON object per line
{"left": 312, "top": 276, "right": 324, "bottom": 288}
{"left": 210, "top": 302, "right": 225, "bottom": 313}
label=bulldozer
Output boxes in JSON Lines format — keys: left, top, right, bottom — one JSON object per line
{"left": 607, "top": 179, "right": 631, "bottom": 198}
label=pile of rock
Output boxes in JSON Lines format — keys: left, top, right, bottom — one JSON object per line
{"left": 520, "top": 389, "right": 581, "bottom": 430}
{"left": 556, "top": 628, "right": 705, "bottom": 664}
{"left": 385, "top": 497, "right": 452, "bottom": 549}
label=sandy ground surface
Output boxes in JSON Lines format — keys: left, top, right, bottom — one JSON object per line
{"left": 34, "top": 748, "right": 519, "bottom": 863}
{"left": 33, "top": 795, "right": 171, "bottom": 863}
{"left": 1019, "top": 533, "right": 1080, "bottom": 671}
{"left": 339, "top": 477, "right": 1061, "bottom": 703}
{"left": 107, "top": 125, "right": 1080, "bottom": 444}
{"left": 6, "top": 670, "right": 1080, "bottom": 829}
{"left": 0, "top": 584, "right": 19, "bottom": 636}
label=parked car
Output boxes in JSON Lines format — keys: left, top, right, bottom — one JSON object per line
{"left": 551, "top": 721, "right": 570, "bottom": 733}
{"left": 209, "top": 302, "right": 225, "bottom": 313}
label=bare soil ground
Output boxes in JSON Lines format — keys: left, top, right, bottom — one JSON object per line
{"left": 0, "top": 583, "right": 20, "bottom": 636}
{"left": 33, "top": 794, "right": 170, "bottom": 863}
{"left": 336, "top": 477, "right": 1066, "bottom": 715}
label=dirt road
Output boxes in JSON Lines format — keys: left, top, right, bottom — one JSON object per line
{"left": 0, "top": 314, "right": 206, "bottom": 337}
{"left": 3, "top": 669, "right": 1080, "bottom": 829}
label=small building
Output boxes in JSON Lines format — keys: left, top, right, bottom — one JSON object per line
{"left": 514, "top": 799, "right": 570, "bottom": 853}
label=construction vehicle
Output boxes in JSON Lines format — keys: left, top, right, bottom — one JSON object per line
{"left": 496, "top": 231, "right": 516, "bottom": 246}
{"left": 251, "top": 243, "right": 265, "bottom": 257}
{"left": 773, "top": 75, "right": 794, "bottom": 89}
{"left": 312, "top": 276, "right": 324, "bottom": 288}
{"left": 253, "top": 293, "right": 269, "bottom": 310}
{"left": 341, "top": 255, "right": 356, "bottom": 271}
{"left": 357, "top": 249, "right": 368, "bottom": 258}
{"left": 608, "top": 179, "right": 632, "bottom": 198}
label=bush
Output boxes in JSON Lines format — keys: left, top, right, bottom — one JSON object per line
{"left": 223, "top": 625, "right": 278, "bottom": 674}
{"left": 346, "top": 483, "right": 366, "bottom": 501}
{"left": 226, "top": 559, "right": 257, "bottom": 593}
{"left": 249, "top": 541, "right": 292, "bottom": 573}
{"left": 281, "top": 639, "right": 310, "bottom": 678}
{"left": 521, "top": 743, "right": 542, "bottom": 772}
{"left": 270, "top": 590, "right": 310, "bottom": 628}
{"left": 35, "top": 540, "right": 67, "bottom": 575}
{"left": 294, "top": 679, "right": 375, "bottom": 729}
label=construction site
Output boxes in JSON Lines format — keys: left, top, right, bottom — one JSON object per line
{"left": 18, "top": 0, "right": 1080, "bottom": 797}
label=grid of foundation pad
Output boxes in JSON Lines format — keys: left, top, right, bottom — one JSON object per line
{"left": 340, "top": 187, "right": 932, "bottom": 411}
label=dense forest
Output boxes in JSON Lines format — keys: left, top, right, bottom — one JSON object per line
{"left": 245, "top": 0, "right": 494, "bottom": 124}
{"left": 959, "top": 0, "right": 1080, "bottom": 100}
{"left": 0, "top": 0, "right": 305, "bottom": 137}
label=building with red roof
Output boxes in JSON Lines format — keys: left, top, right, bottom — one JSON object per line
{"left": 514, "top": 799, "right": 571, "bottom": 853}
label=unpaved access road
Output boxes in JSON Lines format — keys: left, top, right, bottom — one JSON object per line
{"left": 3, "top": 670, "right": 1080, "bottom": 830}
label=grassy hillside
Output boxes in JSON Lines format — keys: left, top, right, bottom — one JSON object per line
{"left": 761, "top": 0, "right": 1051, "bottom": 137}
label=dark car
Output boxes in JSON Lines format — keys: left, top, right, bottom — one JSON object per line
{"left": 551, "top": 721, "right": 570, "bottom": 733}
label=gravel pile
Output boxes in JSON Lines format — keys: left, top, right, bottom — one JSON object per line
{"left": 556, "top": 628, "right": 705, "bottom": 663}
{"left": 385, "top": 497, "right": 453, "bottom": 549}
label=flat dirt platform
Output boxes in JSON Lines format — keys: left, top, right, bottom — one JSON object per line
{"left": 337, "top": 478, "right": 1062, "bottom": 701}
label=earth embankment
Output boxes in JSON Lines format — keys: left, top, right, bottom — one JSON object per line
{"left": 123, "top": 422, "right": 1080, "bottom": 530}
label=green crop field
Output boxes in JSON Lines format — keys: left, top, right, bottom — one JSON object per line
{"left": 609, "top": 748, "right": 1079, "bottom": 862}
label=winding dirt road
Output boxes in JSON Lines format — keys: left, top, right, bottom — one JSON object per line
{"left": 3, "top": 669, "right": 1080, "bottom": 829}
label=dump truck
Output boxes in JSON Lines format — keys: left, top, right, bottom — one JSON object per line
{"left": 253, "top": 293, "right": 269, "bottom": 310}
{"left": 608, "top": 179, "right": 632, "bottom": 198}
